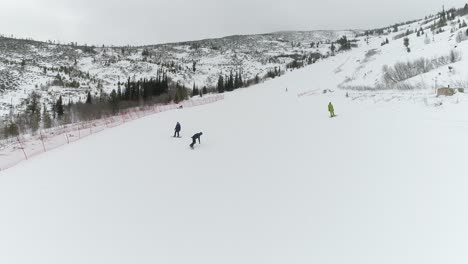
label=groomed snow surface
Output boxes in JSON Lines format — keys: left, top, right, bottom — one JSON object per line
{"left": 2, "top": 51, "right": 468, "bottom": 264}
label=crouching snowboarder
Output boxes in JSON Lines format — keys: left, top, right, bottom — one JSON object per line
{"left": 174, "top": 122, "right": 181, "bottom": 137}
{"left": 190, "top": 132, "right": 203, "bottom": 149}
{"left": 328, "top": 102, "right": 335, "bottom": 118}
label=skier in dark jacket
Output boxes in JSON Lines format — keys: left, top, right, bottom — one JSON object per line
{"left": 190, "top": 132, "right": 203, "bottom": 148}
{"left": 174, "top": 122, "right": 181, "bottom": 137}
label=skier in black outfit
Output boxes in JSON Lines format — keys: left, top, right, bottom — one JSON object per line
{"left": 190, "top": 132, "right": 203, "bottom": 148}
{"left": 174, "top": 122, "right": 181, "bottom": 138}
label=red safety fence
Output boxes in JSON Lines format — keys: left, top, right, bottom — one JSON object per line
{"left": 0, "top": 94, "right": 224, "bottom": 172}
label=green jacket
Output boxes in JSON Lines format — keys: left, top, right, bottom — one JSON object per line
{"left": 328, "top": 103, "right": 334, "bottom": 112}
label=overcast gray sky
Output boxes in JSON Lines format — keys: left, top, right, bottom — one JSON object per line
{"left": 0, "top": 0, "right": 467, "bottom": 46}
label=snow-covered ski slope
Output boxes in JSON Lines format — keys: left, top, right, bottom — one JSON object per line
{"left": 2, "top": 36, "right": 468, "bottom": 263}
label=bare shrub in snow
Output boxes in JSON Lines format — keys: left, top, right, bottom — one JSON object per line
{"left": 364, "top": 49, "right": 379, "bottom": 59}
{"left": 424, "top": 35, "right": 431, "bottom": 44}
{"left": 456, "top": 31, "right": 468, "bottom": 43}
{"left": 448, "top": 79, "right": 468, "bottom": 88}
{"left": 382, "top": 51, "right": 462, "bottom": 85}
{"left": 342, "top": 81, "right": 424, "bottom": 91}
{"left": 450, "top": 49, "right": 462, "bottom": 63}
{"left": 394, "top": 81, "right": 426, "bottom": 90}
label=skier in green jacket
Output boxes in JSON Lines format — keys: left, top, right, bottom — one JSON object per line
{"left": 328, "top": 102, "right": 335, "bottom": 117}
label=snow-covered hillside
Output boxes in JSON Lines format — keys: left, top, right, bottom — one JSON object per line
{"left": 2, "top": 27, "right": 468, "bottom": 263}
{"left": 340, "top": 11, "right": 468, "bottom": 92}
{"left": 0, "top": 30, "right": 356, "bottom": 116}
{"left": 3, "top": 7, "right": 468, "bottom": 118}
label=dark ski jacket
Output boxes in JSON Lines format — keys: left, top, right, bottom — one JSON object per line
{"left": 175, "top": 122, "right": 181, "bottom": 132}
{"left": 192, "top": 132, "right": 203, "bottom": 143}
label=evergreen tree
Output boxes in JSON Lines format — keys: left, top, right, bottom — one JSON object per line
{"left": 191, "top": 83, "right": 199, "bottom": 97}
{"left": 56, "top": 96, "right": 64, "bottom": 117}
{"left": 26, "top": 92, "right": 41, "bottom": 115}
{"left": 117, "top": 87, "right": 122, "bottom": 100}
{"left": 438, "top": 8, "right": 448, "bottom": 28}
{"left": 174, "top": 83, "right": 188, "bottom": 103}
{"left": 226, "top": 71, "right": 234, "bottom": 91}
{"left": 26, "top": 92, "right": 41, "bottom": 132}
{"left": 337, "top": 36, "right": 351, "bottom": 50}
{"left": 86, "top": 91, "right": 92, "bottom": 104}
{"left": 42, "top": 104, "right": 52, "bottom": 129}
{"left": 50, "top": 101, "right": 56, "bottom": 119}
{"left": 109, "top": 89, "right": 119, "bottom": 114}
{"left": 174, "top": 83, "right": 181, "bottom": 103}
{"left": 217, "top": 75, "right": 225, "bottom": 93}
{"left": 267, "top": 68, "right": 280, "bottom": 78}
{"left": 238, "top": 72, "right": 243, "bottom": 87}
{"left": 4, "top": 120, "right": 19, "bottom": 138}
{"left": 403, "top": 37, "right": 410, "bottom": 52}
{"left": 31, "top": 109, "right": 41, "bottom": 133}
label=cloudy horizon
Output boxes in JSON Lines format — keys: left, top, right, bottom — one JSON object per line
{"left": 1, "top": 0, "right": 467, "bottom": 46}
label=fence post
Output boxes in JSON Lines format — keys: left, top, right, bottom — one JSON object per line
{"left": 17, "top": 137, "right": 28, "bottom": 160}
